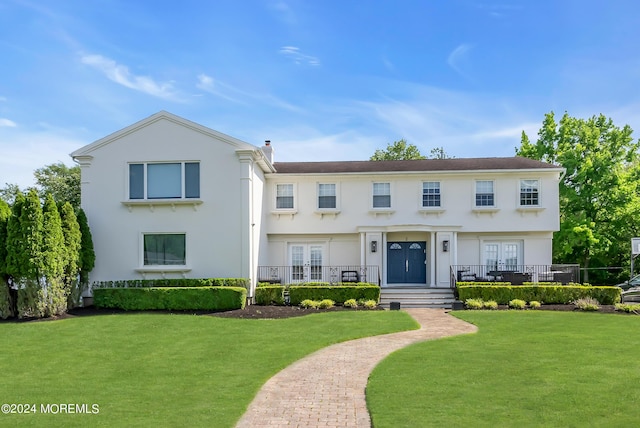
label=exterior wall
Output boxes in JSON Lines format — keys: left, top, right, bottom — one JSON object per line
{"left": 79, "top": 117, "right": 251, "bottom": 283}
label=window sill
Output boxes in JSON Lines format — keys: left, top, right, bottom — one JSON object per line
{"left": 272, "top": 209, "right": 298, "bottom": 219}
{"left": 369, "top": 209, "right": 395, "bottom": 217}
{"left": 314, "top": 209, "right": 340, "bottom": 219}
{"left": 472, "top": 207, "right": 500, "bottom": 217}
{"left": 418, "top": 208, "right": 445, "bottom": 217}
{"left": 122, "top": 199, "right": 202, "bottom": 212}
{"left": 135, "top": 266, "right": 191, "bottom": 278}
{"left": 517, "top": 206, "right": 545, "bottom": 216}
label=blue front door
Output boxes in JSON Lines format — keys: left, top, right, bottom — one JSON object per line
{"left": 387, "top": 242, "right": 427, "bottom": 284}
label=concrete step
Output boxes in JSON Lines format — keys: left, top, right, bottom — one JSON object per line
{"left": 380, "top": 287, "right": 456, "bottom": 309}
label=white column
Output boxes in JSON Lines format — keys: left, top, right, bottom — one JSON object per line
{"left": 381, "top": 232, "right": 387, "bottom": 287}
{"left": 430, "top": 232, "right": 436, "bottom": 287}
{"left": 237, "top": 151, "right": 254, "bottom": 297}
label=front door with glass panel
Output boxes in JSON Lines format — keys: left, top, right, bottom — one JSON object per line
{"left": 387, "top": 242, "right": 427, "bottom": 284}
{"left": 484, "top": 242, "right": 521, "bottom": 272}
{"left": 289, "top": 244, "right": 324, "bottom": 283}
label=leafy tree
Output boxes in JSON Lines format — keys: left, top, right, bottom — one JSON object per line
{"left": 34, "top": 162, "right": 81, "bottom": 208}
{"left": 0, "top": 200, "right": 13, "bottom": 318}
{"left": 428, "top": 146, "right": 452, "bottom": 159}
{"left": 77, "top": 208, "right": 95, "bottom": 287}
{"left": 517, "top": 112, "right": 640, "bottom": 283}
{"left": 0, "top": 183, "right": 23, "bottom": 205}
{"left": 60, "top": 202, "right": 82, "bottom": 309}
{"left": 41, "top": 194, "right": 67, "bottom": 315}
{"left": 14, "top": 189, "right": 46, "bottom": 318}
{"left": 371, "top": 139, "right": 426, "bottom": 161}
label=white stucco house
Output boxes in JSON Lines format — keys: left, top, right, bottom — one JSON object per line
{"left": 71, "top": 111, "right": 566, "bottom": 306}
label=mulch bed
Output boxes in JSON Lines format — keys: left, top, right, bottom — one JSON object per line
{"left": 0, "top": 303, "right": 625, "bottom": 323}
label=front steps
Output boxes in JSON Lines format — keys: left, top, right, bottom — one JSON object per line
{"left": 380, "top": 287, "right": 456, "bottom": 309}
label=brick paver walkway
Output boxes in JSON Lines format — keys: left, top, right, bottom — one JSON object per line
{"left": 235, "top": 309, "right": 477, "bottom": 427}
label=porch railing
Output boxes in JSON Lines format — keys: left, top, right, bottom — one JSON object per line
{"left": 257, "top": 265, "right": 380, "bottom": 286}
{"left": 450, "top": 264, "right": 580, "bottom": 287}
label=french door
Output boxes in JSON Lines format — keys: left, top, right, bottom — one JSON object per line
{"left": 484, "top": 242, "right": 521, "bottom": 272}
{"left": 289, "top": 244, "right": 324, "bottom": 283}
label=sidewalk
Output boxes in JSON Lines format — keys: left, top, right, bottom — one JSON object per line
{"left": 235, "top": 309, "right": 477, "bottom": 427}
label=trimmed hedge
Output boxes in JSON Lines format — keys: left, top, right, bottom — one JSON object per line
{"left": 294, "top": 281, "right": 375, "bottom": 287}
{"left": 93, "top": 287, "right": 246, "bottom": 311}
{"left": 93, "top": 278, "right": 249, "bottom": 289}
{"left": 288, "top": 285, "right": 380, "bottom": 305}
{"left": 255, "top": 286, "right": 285, "bottom": 306}
{"left": 457, "top": 285, "right": 621, "bottom": 305}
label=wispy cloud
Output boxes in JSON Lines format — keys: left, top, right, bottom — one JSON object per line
{"left": 268, "top": 1, "right": 297, "bottom": 25}
{"left": 196, "top": 73, "right": 302, "bottom": 112}
{"left": 81, "top": 54, "right": 181, "bottom": 101}
{"left": 279, "top": 46, "right": 320, "bottom": 66}
{"left": 447, "top": 44, "right": 473, "bottom": 78}
{"left": 0, "top": 118, "right": 17, "bottom": 127}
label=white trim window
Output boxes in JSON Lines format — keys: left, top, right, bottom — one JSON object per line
{"left": 422, "top": 181, "right": 441, "bottom": 207}
{"left": 276, "top": 183, "right": 294, "bottom": 209}
{"left": 318, "top": 183, "right": 336, "bottom": 209}
{"left": 520, "top": 179, "right": 540, "bottom": 206}
{"left": 372, "top": 182, "right": 391, "bottom": 208}
{"left": 129, "top": 162, "right": 199, "bottom": 200}
{"left": 475, "top": 180, "right": 495, "bottom": 207}
{"left": 143, "top": 233, "right": 186, "bottom": 266}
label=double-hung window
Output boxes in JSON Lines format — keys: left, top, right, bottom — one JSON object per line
{"left": 143, "top": 233, "right": 186, "bottom": 265}
{"left": 475, "top": 180, "right": 495, "bottom": 207}
{"left": 520, "top": 179, "right": 539, "bottom": 206}
{"left": 372, "top": 182, "right": 391, "bottom": 208}
{"left": 129, "top": 162, "right": 200, "bottom": 199}
{"left": 276, "top": 184, "right": 294, "bottom": 209}
{"left": 318, "top": 184, "right": 336, "bottom": 209}
{"left": 422, "top": 182, "right": 441, "bottom": 207}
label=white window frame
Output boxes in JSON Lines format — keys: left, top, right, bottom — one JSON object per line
{"left": 128, "top": 161, "right": 200, "bottom": 200}
{"left": 519, "top": 179, "right": 540, "bottom": 207}
{"left": 317, "top": 183, "right": 338, "bottom": 210}
{"left": 141, "top": 232, "right": 187, "bottom": 267}
{"left": 372, "top": 182, "right": 391, "bottom": 209}
{"left": 475, "top": 180, "right": 496, "bottom": 207}
{"left": 422, "top": 181, "right": 441, "bottom": 208}
{"left": 275, "top": 183, "right": 296, "bottom": 210}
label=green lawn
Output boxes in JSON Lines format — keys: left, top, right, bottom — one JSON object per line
{"left": 367, "top": 311, "right": 640, "bottom": 427}
{"left": 0, "top": 311, "right": 417, "bottom": 427}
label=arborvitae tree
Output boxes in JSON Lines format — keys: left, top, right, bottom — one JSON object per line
{"left": 77, "top": 208, "right": 95, "bottom": 287}
{"left": 16, "top": 189, "right": 45, "bottom": 318}
{"left": 0, "top": 199, "right": 13, "bottom": 319}
{"left": 41, "top": 194, "right": 67, "bottom": 316}
{"left": 5, "top": 192, "right": 25, "bottom": 279}
{"left": 60, "top": 202, "right": 81, "bottom": 309}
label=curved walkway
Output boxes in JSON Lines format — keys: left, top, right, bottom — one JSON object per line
{"left": 235, "top": 309, "right": 477, "bottom": 428}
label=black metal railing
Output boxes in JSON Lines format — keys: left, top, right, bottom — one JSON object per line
{"left": 257, "top": 265, "right": 380, "bottom": 285}
{"left": 451, "top": 264, "right": 580, "bottom": 286}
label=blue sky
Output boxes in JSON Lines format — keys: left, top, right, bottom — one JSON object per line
{"left": 2, "top": 0, "right": 640, "bottom": 188}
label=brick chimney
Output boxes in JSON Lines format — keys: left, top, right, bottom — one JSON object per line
{"left": 261, "top": 140, "right": 274, "bottom": 163}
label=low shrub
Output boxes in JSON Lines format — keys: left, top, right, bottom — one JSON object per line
{"left": 254, "top": 286, "right": 285, "bottom": 305}
{"left": 457, "top": 285, "right": 620, "bottom": 305}
{"left": 529, "top": 300, "right": 542, "bottom": 309}
{"left": 574, "top": 297, "right": 600, "bottom": 311}
{"left": 465, "top": 298, "right": 484, "bottom": 310}
{"left": 615, "top": 303, "right": 640, "bottom": 313}
{"left": 509, "top": 299, "right": 527, "bottom": 309}
{"left": 318, "top": 299, "right": 335, "bottom": 309}
{"left": 483, "top": 300, "right": 498, "bottom": 310}
{"left": 93, "top": 278, "right": 249, "bottom": 289}
{"left": 296, "top": 281, "right": 375, "bottom": 287}
{"left": 343, "top": 298, "right": 358, "bottom": 308}
{"left": 288, "top": 286, "right": 380, "bottom": 305}
{"left": 93, "top": 287, "right": 246, "bottom": 311}
{"left": 363, "top": 300, "right": 377, "bottom": 309}
{"left": 300, "top": 299, "right": 319, "bottom": 309}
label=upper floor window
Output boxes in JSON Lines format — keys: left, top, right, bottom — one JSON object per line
{"left": 520, "top": 179, "right": 539, "bottom": 206}
{"left": 144, "top": 233, "right": 186, "bottom": 265}
{"left": 276, "top": 184, "right": 294, "bottom": 209}
{"left": 129, "top": 162, "right": 199, "bottom": 200}
{"left": 318, "top": 183, "right": 336, "bottom": 209}
{"left": 373, "top": 182, "right": 391, "bottom": 208}
{"left": 475, "top": 180, "right": 495, "bottom": 206}
{"left": 422, "top": 182, "right": 441, "bottom": 207}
